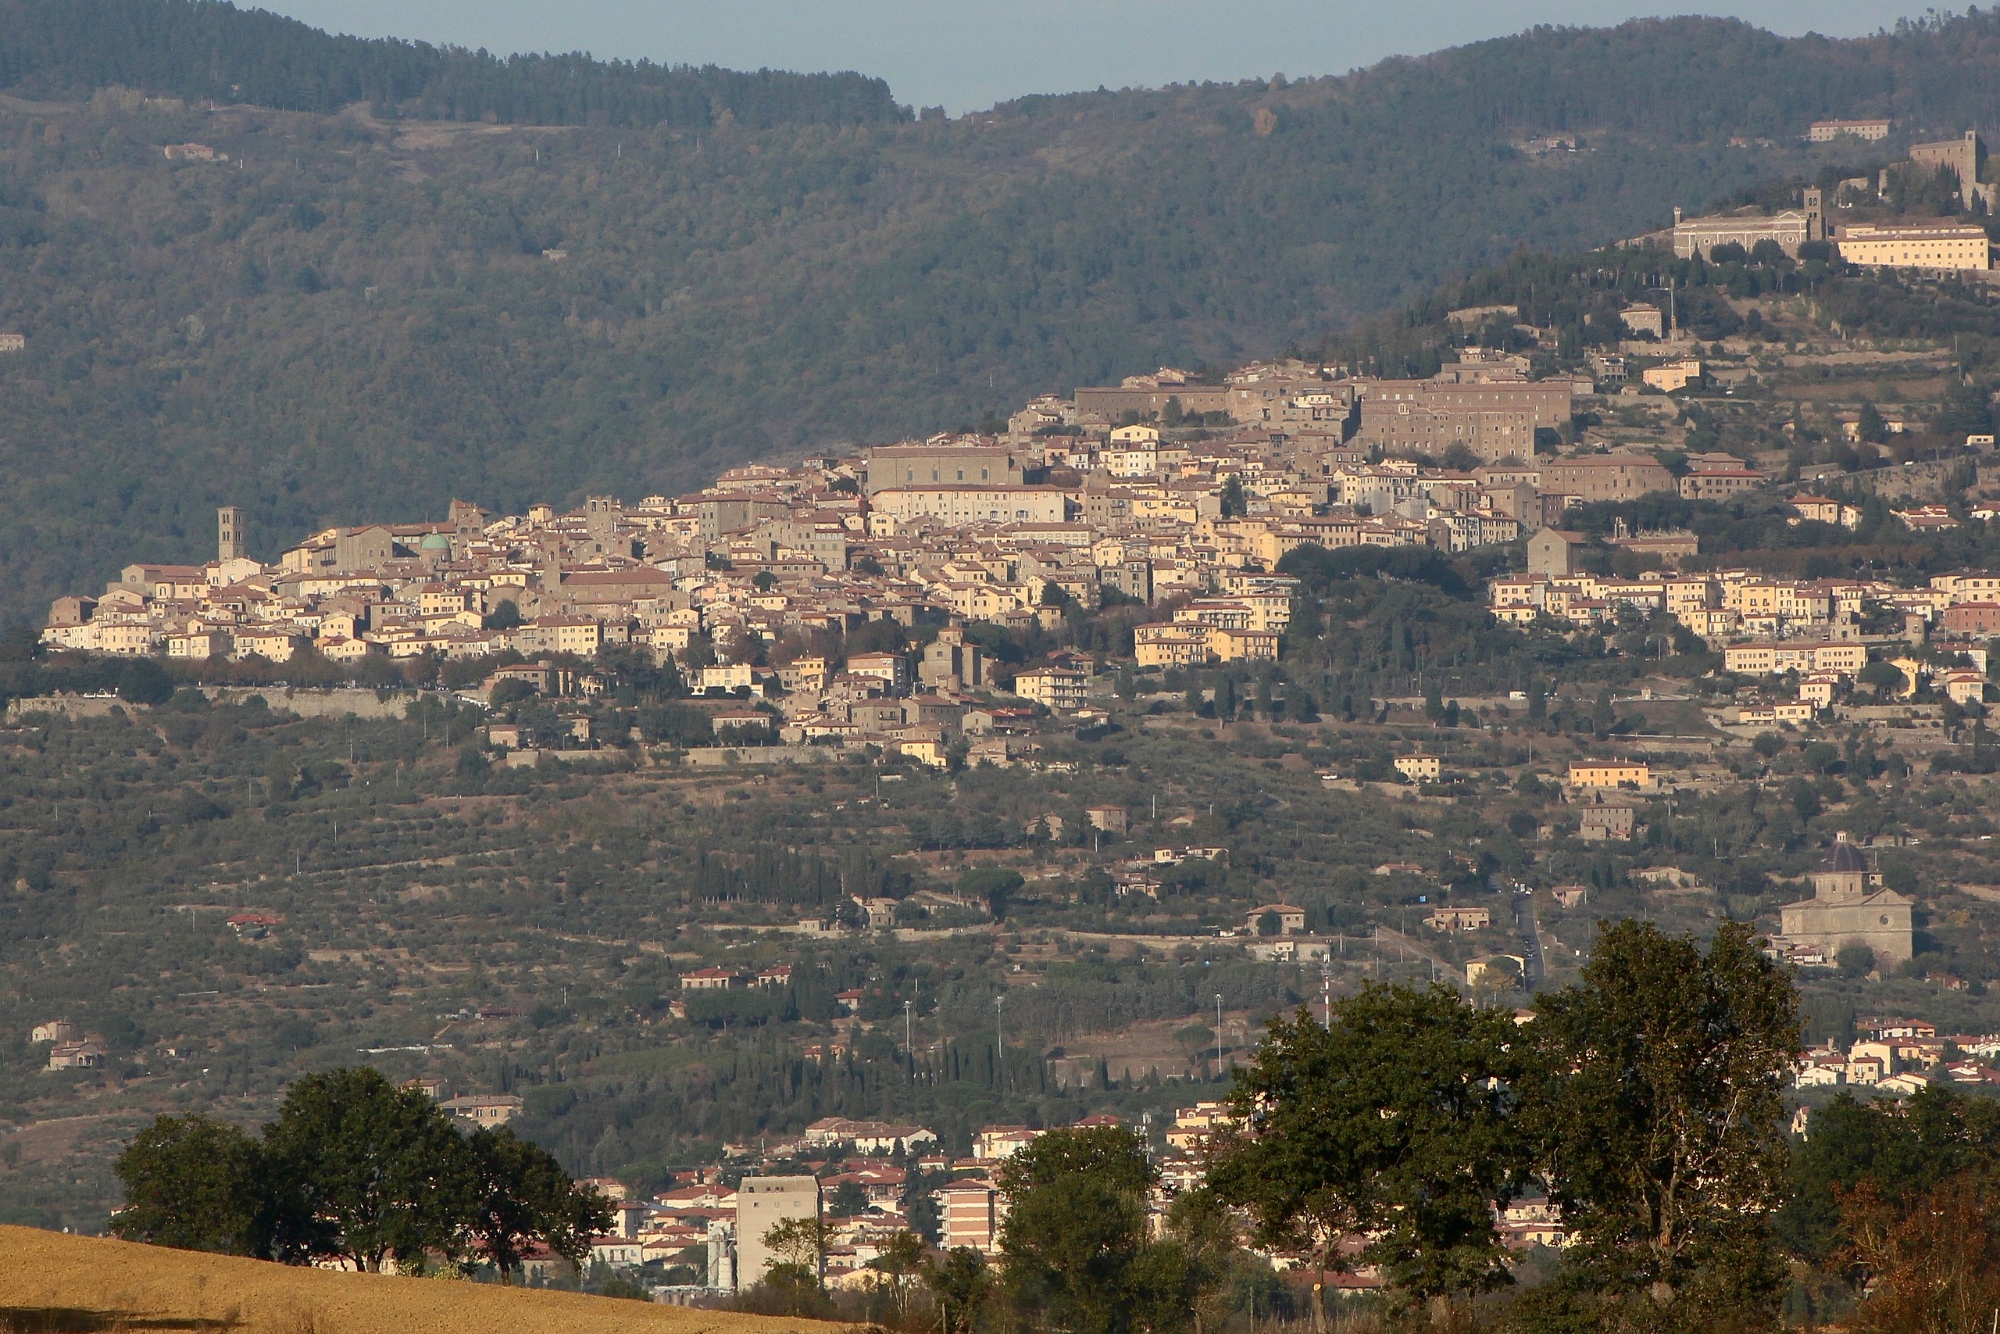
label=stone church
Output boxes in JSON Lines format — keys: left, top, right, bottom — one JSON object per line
{"left": 1778, "top": 832, "right": 1913, "bottom": 964}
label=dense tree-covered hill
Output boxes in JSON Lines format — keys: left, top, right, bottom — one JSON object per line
{"left": 2, "top": 4, "right": 2000, "bottom": 612}
{"left": 0, "top": 0, "right": 905, "bottom": 126}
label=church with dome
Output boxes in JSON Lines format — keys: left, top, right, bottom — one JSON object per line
{"left": 1776, "top": 832, "right": 1914, "bottom": 965}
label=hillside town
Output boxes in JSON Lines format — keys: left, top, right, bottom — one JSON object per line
{"left": 43, "top": 354, "right": 1576, "bottom": 678}
{"left": 35, "top": 333, "right": 2000, "bottom": 768}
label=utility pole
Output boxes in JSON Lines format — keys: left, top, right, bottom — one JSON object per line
{"left": 1214, "top": 993, "right": 1224, "bottom": 1074}
{"left": 1321, "top": 952, "right": 1332, "bottom": 1028}
{"left": 994, "top": 995, "right": 1005, "bottom": 1069}
{"left": 905, "top": 999, "right": 913, "bottom": 1056}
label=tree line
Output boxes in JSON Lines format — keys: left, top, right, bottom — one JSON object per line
{"left": 848, "top": 920, "right": 1798, "bottom": 1334}
{"left": 0, "top": 0, "right": 904, "bottom": 127}
{"left": 113, "top": 1066, "right": 611, "bottom": 1277}
{"left": 940, "top": 917, "right": 2000, "bottom": 1334}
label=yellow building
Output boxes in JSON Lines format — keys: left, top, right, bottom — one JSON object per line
{"left": 1209, "top": 626, "right": 1278, "bottom": 663}
{"left": 1395, "top": 754, "right": 1442, "bottom": 782}
{"left": 1642, "top": 359, "right": 1704, "bottom": 393}
{"left": 1131, "top": 622, "right": 1276, "bottom": 666}
{"left": 1722, "top": 641, "right": 1865, "bottom": 677}
{"left": 1568, "top": 759, "right": 1651, "bottom": 789}
{"left": 1834, "top": 222, "right": 1991, "bottom": 271}
{"left": 1133, "top": 622, "right": 1210, "bottom": 667}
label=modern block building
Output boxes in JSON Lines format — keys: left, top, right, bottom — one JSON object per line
{"left": 734, "top": 1176, "right": 822, "bottom": 1290}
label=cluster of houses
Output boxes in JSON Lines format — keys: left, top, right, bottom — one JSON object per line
{"left": 510, "top": 1113, "right": 1150, "bottom": 1293}
{"left": 29, "top": 1019, "right": 105, "bottom": 1071}
{"left": 1500, "top": 555, "right": 2000, "bottom": 646}
{"left": 1794, "top": 1017, "right": 2000, "bottom": 1096}
{"left": 1495, "top": 529, "right": 2000, "bottom": 714}
{"left": 557, "top": 1103, "right": 1567, "bottom": 1298}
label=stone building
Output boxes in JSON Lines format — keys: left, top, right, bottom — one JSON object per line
{"left": 1908, "top": 131, "right": 1990, "bottom": 213}
{"left": 1540, "top": 455, "right": 1676, "bottom": 503}
{"left": 863, "top": 443, "right": 1024, "bottom": 494}
{"left": 1671, "top": 190, "right": 1823, "bottom": 259}
{"left": 1353, "top": 379, "right": 1573, "bottom": 461}
{"left": 1778, "top": 833, "right": 1913, "bottom": 964}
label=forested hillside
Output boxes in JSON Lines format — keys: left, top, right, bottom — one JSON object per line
{"left": 3, "top": 5, "right": 2000, "bottom": 612}
{"left": 0, "top": 0, "right": 904, "bottom": 126}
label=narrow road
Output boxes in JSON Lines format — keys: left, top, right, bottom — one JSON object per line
{"left": 1513, "top": 887, "right": 1546, "bottom": 990}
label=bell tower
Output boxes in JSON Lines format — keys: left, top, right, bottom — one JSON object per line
{"left": 217, "top": 506, "right": 246, "bottom": 562}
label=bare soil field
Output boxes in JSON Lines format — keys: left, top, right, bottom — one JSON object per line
{"left": 0, "top": 1225, "right": 833, "bottom": 1334}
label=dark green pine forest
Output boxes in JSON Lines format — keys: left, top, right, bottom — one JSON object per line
{"left": 3, "top": 3, "right": 2000, "bottom": 612}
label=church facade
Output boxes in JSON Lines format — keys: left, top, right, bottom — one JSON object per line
{"left": 1777, "top": 833, "right": 1913, "bottom": 964}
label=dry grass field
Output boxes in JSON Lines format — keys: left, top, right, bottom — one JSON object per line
{"left": 0, "top": 1225, "right": 835, "bottom": 1334}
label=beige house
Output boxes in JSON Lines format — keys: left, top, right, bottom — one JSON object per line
{"left": 1014, "top": 667, "right": 1087, "bottom": 711}
{"left": 1395, "top": 754, "right": 1442, "bottom": 782}
{"left": 1643, "top": 360, "right": 1704, "bottom": 393}
{"left": 439, "top": 1094, "right": 524, "bottom": 1127}
{"left": 1426, "top": 906, "right": 1492, "bottom": 932}
{"left": 1246, "top": 904, "right": 1308, "bottom": 934}
{"left": 48, "top": 1040, "right": 107, "bottom": 1070}
{"left": 1568, "top": 760, "right": 1651, "bottom": 790}
{"left": 869, "top": 485, "right": 1068, "bottom": 526}
{"left": 1085, "top": 804, "right": 1128, "bottom": 834}
{"left": 1779, "top": 833, "right": 1913, "bottom": 964}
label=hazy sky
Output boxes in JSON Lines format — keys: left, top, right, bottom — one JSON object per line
{"left": 259, "top": 1, "right": 1917, "bottom": 115}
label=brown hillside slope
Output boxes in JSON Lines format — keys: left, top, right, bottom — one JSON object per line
{"left": 0, "top": 1225, "right": 830, "bottom": 1334}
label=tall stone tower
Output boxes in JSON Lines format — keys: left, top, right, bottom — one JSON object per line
{"left": 217, "top": 506, "right": 246, "bottom": 562}
{"left": 1803, "top": 186, "right": 1824, "bottom": 243}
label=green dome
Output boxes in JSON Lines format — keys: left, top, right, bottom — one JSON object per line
{"left": 420, "top": 532, "right": 451, "bottom": 551}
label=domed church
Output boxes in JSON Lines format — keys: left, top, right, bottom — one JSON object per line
{"left": 1777, "top": 832, "right": 1914, "bottom": 964}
